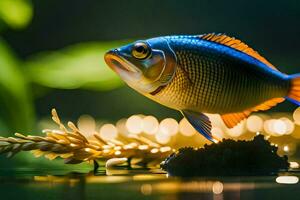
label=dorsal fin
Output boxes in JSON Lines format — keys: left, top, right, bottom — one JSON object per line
{"left": 199, "top": 33, "right": 278, "bottom": 71}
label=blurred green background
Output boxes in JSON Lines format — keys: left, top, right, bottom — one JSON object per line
{"left": 0, "top": 0, "right": 300, "bottom": 167}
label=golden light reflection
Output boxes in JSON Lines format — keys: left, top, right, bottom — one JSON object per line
{"left": 87, "top": 176, "right": 130, "bottom": 183}
{"left": 140, "top": 184, "right": 153, "bottom": 195}
{"left": 33, "top": 174, "right": 282, "bottom": 195}
{"left": 133, "top": 175, "right": 164, "bottom": 181}
{"left": 33, "top": 176, "right": 80, "bottom": 187}
{"left": 150, "top": 181, "right": 255, "bottom": 193}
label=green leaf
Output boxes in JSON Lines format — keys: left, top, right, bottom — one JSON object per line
{"left": 0, "top": 0, "right": 33, "bottom": 29}
{"left": 24, "top": 42, "right": 128, "bottom": 91}
{"left": 0, "top": 37, "right": 34, "bottom": 134}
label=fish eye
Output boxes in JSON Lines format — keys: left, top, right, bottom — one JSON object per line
{"left": 132, "top": 42, "right": 151, "bottom": 59}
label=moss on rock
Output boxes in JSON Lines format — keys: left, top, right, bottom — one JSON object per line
{"left": 161, "top": 135, "right": 289, "bottom": 177}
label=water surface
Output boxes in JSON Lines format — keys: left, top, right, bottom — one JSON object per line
{"left": 0, "top": 167, "right": 299, "bottom": 200}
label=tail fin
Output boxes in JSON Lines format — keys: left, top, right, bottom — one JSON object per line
{"left": 287, "top": 74, "right": 300, "bottom": 106}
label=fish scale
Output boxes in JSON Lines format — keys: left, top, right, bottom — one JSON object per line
{"left": 149, "top": 36, "right": 290, "bottom": 114}
{"left": 105, "top": 33, "right": 300, "bottom": 141}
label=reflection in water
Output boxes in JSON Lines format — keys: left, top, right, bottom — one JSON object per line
{"left": 212, "top": 181, "right": 223, "bottom": 194}
{"left": 140, "top": 183, "right": 152, "bottom": 195}
{"left": 0, "top": 168, "right": 300, "bottom": 200}
{"left": 105, "top": 157, "right": 128, "bottom": 169}
{"left": 289, "top": 161, "right": 300, "bottom": 169}
{"left": 276, "top": 176, "right": 299, "bottom": 184}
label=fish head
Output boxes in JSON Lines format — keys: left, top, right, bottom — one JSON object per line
{"left": 104, "top": 37, "right": 177, "bottom": 94}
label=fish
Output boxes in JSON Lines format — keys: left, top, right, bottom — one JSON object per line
{"left": 104, "top": 33, "right": 300, "bottom": 142}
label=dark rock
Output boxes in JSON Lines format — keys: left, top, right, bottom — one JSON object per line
{"left": 161, "top": 135, "right": 289, "bottom": 177}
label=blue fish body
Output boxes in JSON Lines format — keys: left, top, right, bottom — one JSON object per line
{"left": 105, "top": 33, "right": 300, "bottom": 142}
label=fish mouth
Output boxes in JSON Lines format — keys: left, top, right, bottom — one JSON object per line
{"left": 104, "top": 49, "right": 140, "bottom": 73}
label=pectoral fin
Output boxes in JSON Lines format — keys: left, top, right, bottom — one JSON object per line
{"left": 181, "top": 110, "right": 217, "bottom": 142}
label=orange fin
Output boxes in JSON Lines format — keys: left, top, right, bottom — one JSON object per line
{"left": 199, "top": 33, "right": 278, "bottom": 71}
{"left": 250, "top": 97, "right": 285, "bottom": 112}
{"left": 287, "top": 74, "right": 300, "bottom": 105}
{"left": 221, "top": 111, "right": 251, "bottom": 128}
{"left": 221, "top": 98, "right": 285, "bottom": 128}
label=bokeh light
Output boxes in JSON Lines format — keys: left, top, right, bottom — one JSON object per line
{"left": 264, "top": 119, "right": 275, "bottom": 135}
{"left": 246, "top": 115, "right": 263, "bottom": 132}
{"left": 280, "top": 117, "right": 295, "bottom": 135}
{"left": 159, "top": 118, "right": 179, "bottom": 136}
{"left": 280, "top": 143, "right": 297, "bottom": 155}
{"left": 208, "top": 114, "right": 224, "bottom": 128}
{"left": 227, "top": 122, "right": 245, "bottom": 137}
{"left": 67, "top": 108, "right": 300, "bottom": 160}
{"left": 264, "top": 119, "right": 289, "bottom": 136}
{"left": 283, "top": 145, "right": 289, "bottom": 152}
{"left": 99, "top": 123, "right": 118, "bottom": 141}
{"left": 77, "top": 114, "right": 96, "bottom": 138}
{"left": 116, "top": 118, "right": 130, "bottom": 136}
{"left": 273, "top": 119, "right": 287, "bottom": 135}
{"left": 126, "top": 115, "right": 143, "bottom": 134}
{"left": 155, "top": 131, "right": 171, "bottom": 144}
{"left": 142, "top": 116, "right": 159, "bottom": 135}
{"left": 211, "top": 127, "right": 224, "bottom": 139}
{"left": 179, "top": 118, "right": 196, "bottom": 137}
{"left": 293, "top": 107, "right": 300, "bottom": 125}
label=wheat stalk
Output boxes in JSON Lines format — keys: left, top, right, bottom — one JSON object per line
{"left": 0, "top": 109, "right": 173, "bottom": 167}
